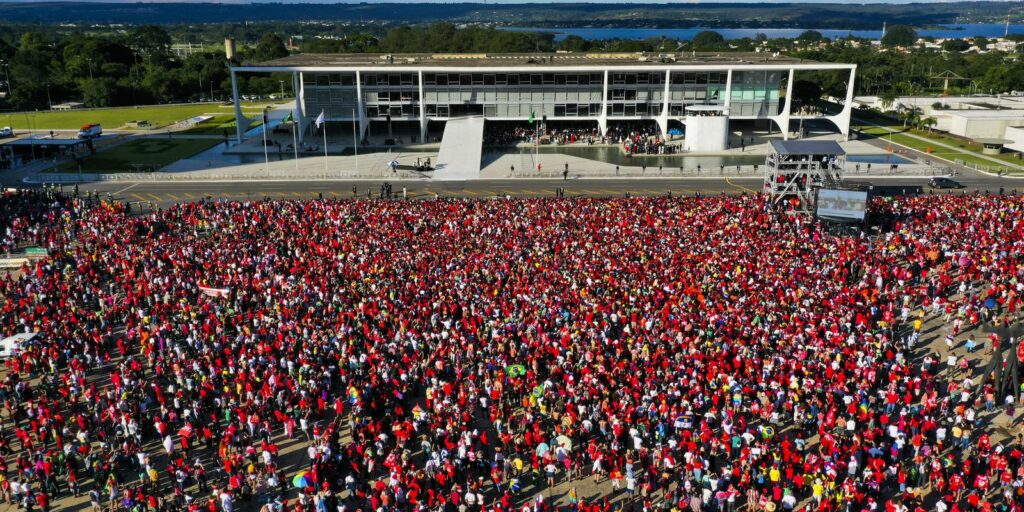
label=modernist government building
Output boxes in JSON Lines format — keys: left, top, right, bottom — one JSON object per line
{"left": 230, "top": 52, "right": 856, "bottom": 167}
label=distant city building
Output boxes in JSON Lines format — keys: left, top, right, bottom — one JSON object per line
{"left": 51, "top": 102, "right": 85, "bottom": 111}
{"left": 230, "top": 52, "right": 856, "bottom": 144}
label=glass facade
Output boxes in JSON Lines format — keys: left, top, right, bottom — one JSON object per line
{"left": 300, "top": 68, "right": 784, "bottom": 121}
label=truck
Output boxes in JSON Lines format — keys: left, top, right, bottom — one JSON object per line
{"left": 77, "top": 123, "right": 102, "bottom": 139}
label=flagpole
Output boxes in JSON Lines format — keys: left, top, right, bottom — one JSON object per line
{"left": 262, "top": 107, "right": 270, "bottom": 175}
{"left": 352, "top": 108, "right": 359, "bottom": 175}
{"left": 292, "top": 117, "right": 299, "bottom": 174}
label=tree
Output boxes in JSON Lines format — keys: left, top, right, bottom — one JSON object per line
{"left": 878, "top": 89, "right": 898, "bottom": 112}
{"left": 791, "top": 80, "right": 822, "bottom": 106}
{"left": 921, "top": 116, "right": 937, "bottom": 133}
{"left": 558, "top": 35, "right": 590, "bottom": 53}
{"left": 797, "top": 30, "right": 824, "bottom": 43}
{"left": 254, "top": 33, "right": 288, "bottom": 62}
{"left": 973, "top": 36, "right": 989, "bottom": 50}
{"left": 881, "top": 25, "right": 917, "bottom": 48}
{"left": 81, "top": 77, "right": 117, "bottom": 107}
{"left": 941, "top": 39, "right": 971, "bottom": 53}
{"left": 691, "top": 31, "right": 725, "bottom": 49}
{"left": 129, "top": 25, "right": 171, "bottom": 62}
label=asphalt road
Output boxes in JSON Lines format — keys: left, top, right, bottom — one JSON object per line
{"left": 57, "top": 172, "right": 1018, "bottom": 208}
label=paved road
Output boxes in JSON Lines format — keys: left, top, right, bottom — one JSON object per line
{"left": 56, "top": 172, "right": 1017, "bottom": 207}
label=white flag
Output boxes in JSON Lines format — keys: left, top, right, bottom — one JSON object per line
{"left": 314, "top": 110, "right": 325, "bottom": 128}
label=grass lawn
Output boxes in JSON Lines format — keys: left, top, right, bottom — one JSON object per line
{"left": 180, "top": 114, "right": 260, "bottom": 136}
{"left": 855, "top": 124, "right": 1021, "bottom": 173}
{"left": 3, "top": 103, "right": 269, "bottom": 131}
{"left": 56, "top": 137, "right": 221, "bottom": 173}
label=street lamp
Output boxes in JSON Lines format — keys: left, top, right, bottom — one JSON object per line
{"left": 279, "top": 80, "right": 285, "bottom": 99}
{"left": 0, "top": 60, "right": 11, "bottom": 99}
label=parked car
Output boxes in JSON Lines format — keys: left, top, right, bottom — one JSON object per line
{"left": 77, "top": 123, "right": 102, "bottom": 139}
{"left": 0, "top": 126, "right": 12, "bottom": 138}
{"left": 929, "top": 177, "right": 962, "bottom": 189}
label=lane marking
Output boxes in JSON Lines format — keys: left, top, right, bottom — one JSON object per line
{"left": 113, "top": 183, "right": 139, "bottom": 195}
{"left": 130, "top": 193, "right": 148, "bottom": 202}
{"left": 146, "top": 193, "right": 163, "bottom": 202}
{"left": 183, "top": 192, "right": 197, "bottom": 199}
{"left": 725, "top": 177, "right": 758, "bottom": 194}
{"left": 165, "top": 193, "right": 180, "bottom": 200}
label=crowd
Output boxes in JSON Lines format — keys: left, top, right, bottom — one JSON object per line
{"left": 0, "top": 189, "right": 1022, "bottom": 512}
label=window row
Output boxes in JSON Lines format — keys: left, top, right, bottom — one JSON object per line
{"left": 423, "top": 90, "right": 603, "bottom": 102}
{"left": 669, "top": 72, "right": 730, "bottom": 85}
{"left": 423, "top": 73, "right": 605, "bottom": 86}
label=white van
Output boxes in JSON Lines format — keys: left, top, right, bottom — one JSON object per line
{"left": 0, "top": 127, "right": 12, "bottom": 138}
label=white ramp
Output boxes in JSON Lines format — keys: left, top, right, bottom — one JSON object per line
{"left": 434, "top": 117, "right": 484, "bottom": 180}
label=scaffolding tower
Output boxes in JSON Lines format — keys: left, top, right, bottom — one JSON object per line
{"left": 763, "top": 140, "right": 846, "bottom": 215}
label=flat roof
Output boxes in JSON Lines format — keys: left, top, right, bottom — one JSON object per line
{"left": 238, "top": 52, "right": 848, "bottom": 72}
{"left": 1, "top": 138, "right": 85, "bottom": 146}
{"left": 770, "top": 140, "right": 846, "bottom": 156}
{"left": 946, "top": 109, "right": 1024, "bottom": 119}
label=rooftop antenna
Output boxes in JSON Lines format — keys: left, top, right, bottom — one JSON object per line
{"left": 1007, "top": 14, "right": 1011, "bottom": 38}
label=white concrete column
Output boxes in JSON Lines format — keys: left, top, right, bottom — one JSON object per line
{"left": 599, "top": 70, "right": 609, "bottom": 136}
{"left": 724, "top": 69, "right": 733, "bottom": 108}
{"left": 231, "top": 68, "right": 250, "bottom": 143}
{"left": 418, "top": 71, "right": 427, "bottom": 143}
{"left": 356, "top": 71, "right": 367, "bottom": 141}
{"left": 659, "top": 69, "right": 671, "bottom": 137}
{"left": 775, "top": 68, "right": 795, "bottom": 140}
{"left": 292, "top": 72, "right": 305, "bottom": 143}
{"left": 826, "top": 66, "right": 857, "bottom": 141}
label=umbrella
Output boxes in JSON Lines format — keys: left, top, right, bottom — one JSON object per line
{"left": 668, "top": 128, "right": 684, "bottom": 136}
{"left": 536, "top": 442, "right": 551, "bottom": 457}
{"left": 292, "top": 471, "right": 314, "bottom": 489}
{"left": 555, "top": 435, "right": 573, "bottom": 452}
{"left": 506, "top": 364, "right": 527, "bottom": 377}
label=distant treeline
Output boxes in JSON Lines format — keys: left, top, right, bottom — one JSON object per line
{"left": 0, "top": 22, "right": 1021, "bottom": 112}
{"left": 0, "top": 2, "right": 1018, "bottom": 28}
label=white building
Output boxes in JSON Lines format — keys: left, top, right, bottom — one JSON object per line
{"left": 231, "top": 52, "right": 856, "bottom": 145}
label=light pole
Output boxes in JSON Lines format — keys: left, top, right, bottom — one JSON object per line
{"left": 0, "top": 60, "right": 11, "bottom": 99}
{"left": 279, "top": 80, "right": 284, "bottom": 99}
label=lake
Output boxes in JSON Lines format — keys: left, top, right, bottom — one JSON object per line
{"left": 502, "top": 24, "right": 1024, "bottom": 41}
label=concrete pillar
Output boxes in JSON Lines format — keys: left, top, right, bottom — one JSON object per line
{"left": 724, "top": 69, "right": 733, "bottom": 109}
{"left": 659, "top": 69, "right": 671, "bottom": 137}
{"left": 774, "top": 68, "right": 795, "bottom": 141}
{"left": 826, "top": 66, "right": 857, "bottom": 141}
{"left": 231, "top": 69, "right": 251, "bottom": 143}
{"left": 356, "top": 71, "right": 367, "bottom": 141}
{"left": 418, "top": 71, "right": 427, "bottom": 143}
{"left": 292, "top": 72, "right": 305, "bottom": 143}
{"left": 599, "top": 70, "right": 609, "bottom": 136}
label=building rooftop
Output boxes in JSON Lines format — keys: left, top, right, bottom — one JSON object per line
{"left": 945, "top": 109, "right": 1024, "bottom": 119}
{"left": 247, "top": 52, "right": 828, "bottom": 69}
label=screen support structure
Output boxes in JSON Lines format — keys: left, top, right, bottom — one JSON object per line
{"left": 764, "top": 147, "right": 845, "bottom": 216}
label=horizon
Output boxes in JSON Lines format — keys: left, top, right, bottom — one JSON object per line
{"left": 0, "top": 0, "right": 1018, "bottom": 4}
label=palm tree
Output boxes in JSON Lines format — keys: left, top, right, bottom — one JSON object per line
{"left": 922, "top": 116, "right": 937, "bottom": 134}
{"left": 878, "top": 90, "right": 898, "bottom": 113}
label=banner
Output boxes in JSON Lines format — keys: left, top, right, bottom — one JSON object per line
{"left": 199, "top": 286, "right": 230, "bottom": 298}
